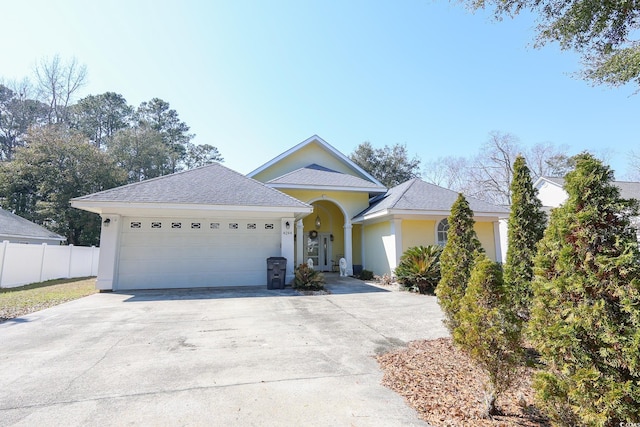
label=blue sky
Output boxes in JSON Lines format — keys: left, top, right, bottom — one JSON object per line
{"left": 2, "top": 0, "right": 637, "bottom": 178}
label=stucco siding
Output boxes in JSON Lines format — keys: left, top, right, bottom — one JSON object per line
{"left": 475, "top": 221, "right": 497, "bottom": 261}
{"left": 363, "top": 221, "right": 392, "bottom": 276}
{"left": 283, "top": 189, "right": 369, "bottom": 219}
{"left": 401, "top": 220, "right": 437, "bottom": 252}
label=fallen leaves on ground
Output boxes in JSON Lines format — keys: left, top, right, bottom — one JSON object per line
{"left": 0, "top": 278, "right": 97, "bottom": 322}
{"left": 377, "top": 338, "right": 549, "bottom": 426}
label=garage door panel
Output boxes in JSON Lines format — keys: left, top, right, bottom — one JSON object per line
{"left": 117, "top": 217, "right": 282, "bottom": 290}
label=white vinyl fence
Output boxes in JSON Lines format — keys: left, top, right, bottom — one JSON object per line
{"left": 0, "top": 241, "right": 99, "bottom": 288}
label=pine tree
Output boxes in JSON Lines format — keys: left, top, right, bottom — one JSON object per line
{"left": 529, "top": 153, "right": 640, "bottom": 425}
{"left": 454, "top": 253, "right": 522, "bottom": 417}
{"left": 436, "top": 193, "right": 482, "bottom": 332}
{"left": 504, "top": 155, "right": 546, "bottom": 320}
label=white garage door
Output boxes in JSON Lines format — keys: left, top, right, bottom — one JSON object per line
{"left": 117, "top": 217, "right": 282, "bottom": 290}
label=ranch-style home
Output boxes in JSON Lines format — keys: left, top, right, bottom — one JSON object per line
{"left": 71, "top": 135, "right": 509, "bottom": 291}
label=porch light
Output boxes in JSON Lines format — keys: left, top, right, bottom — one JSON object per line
{"left": 330, "top": 234, "right": 334, "bottom": 241}
{"left": 315, "top": 215, "right": 321, "bottom": 230}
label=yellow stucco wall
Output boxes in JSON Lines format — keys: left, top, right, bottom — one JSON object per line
{"left": 363, "top": 221, "right": 392, "bottom": 276}
{"left": 401, "top": 220, "right": 437, "bottom": 251}
{"left": 474, "top": 221, "right": 496, "bottom": 261}
{"left": 251, "top": 141, "right": 364, "bottom": 183}
{"left": 283, "top": 189, "right": 370, "bottom": 220}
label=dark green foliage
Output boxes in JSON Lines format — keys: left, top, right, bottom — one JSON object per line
{"left": 529, "top": 153, "right": 640, "bottom": 426}
{"left": 292, "top": 264, "right": 325, "bottom": 291}
{"left": 504, "top": 155, "right": 547, "bottom": 320}
{"left": 349, "top": 141, "right": 421, "bottom": 187}
{"left": 395, "top": 245, "right": 442, "bottom": 294}
{"left": 0, "top": 126, "right": 126, "bottom": 245}
{"left": 436, "top": 193, "right": 482, "bottom": 332}
{"left": 454, "top": 254, "right": 522, "bottom": 417}
{"left": 358, "top": 269, "right": 374, "bottom": 281}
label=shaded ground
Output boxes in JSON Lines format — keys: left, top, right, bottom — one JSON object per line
{"left": 377, "top": 338, "right": 550, "bottom": 426}
{"left": 0, "top": 277, "right": 97, "bottom": 322}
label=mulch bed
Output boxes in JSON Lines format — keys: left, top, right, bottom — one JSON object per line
{"left": 377, "top": 338, "right": 550, "bottom": 426}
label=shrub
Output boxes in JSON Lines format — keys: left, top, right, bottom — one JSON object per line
{"left": 504, "top": 155, "right": 546, "bottom": 321}
{"left": 529, "top": 153, "right": 640, "bottom": 425}
{"left": 395, "top": 245, "right": 442, "bottom": 294}
{"left": 292, "top": 264, "right": 325, "bottom": 291}
{"left": 436, "top": 193, "right": 482, "bottom": 332}
{"left": 358, "top": 269, "right": 374, "bottom": 281}
{"left": 454, "top": 253, "right": 522, "bottom": 417}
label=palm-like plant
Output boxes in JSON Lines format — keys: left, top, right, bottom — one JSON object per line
{"left": 395, "top": 245, "right": 443, "bottom": 294}
{"left": 292, "top": 264, "right": 325, "bottom": 291}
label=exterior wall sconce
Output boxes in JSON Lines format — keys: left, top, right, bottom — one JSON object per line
{"left": 103, "top": 218, "right": 111, "bottom": 226}
{"left": 330, "top": 234, "right": 334, "bottom": 242}
{"left": 285, "top": 221, "right": 290, "bottom": 230}
{"left": 315, "top": 215, "right": 321, "bottom": 230}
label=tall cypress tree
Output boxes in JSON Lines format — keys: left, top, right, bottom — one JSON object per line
{"left": 436, "top": 193, "right": 482, "bottom": 332}
{"left": 504, "top": 155, "right": 546, "bottom": 320}
{"left": 529, "top": 153, "right": 640, "bottom": 425}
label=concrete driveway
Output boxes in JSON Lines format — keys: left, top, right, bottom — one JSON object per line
{"left": 0, "top": 275, "right": 448, "bottom": 426}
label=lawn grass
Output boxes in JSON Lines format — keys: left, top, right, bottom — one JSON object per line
{"left": 0, "top": 277, "right": 97, "bottom": 322}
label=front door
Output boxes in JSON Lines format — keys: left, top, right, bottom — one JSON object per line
{"left": 306, "top": 232, "right": 332, "bottom": 271}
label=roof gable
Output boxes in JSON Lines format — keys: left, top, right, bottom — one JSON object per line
{"left": 267, "top": 164, "right": 386, "bottom": 193}
{"left": 72, "top": 163, "right": 311, "bottom": 210}
{"left": 354, "top": 178, "right": 509, "bottom": 221}
{"left": 0, "top": 209, "right": 65, "bottom": 241}
{"left": 247, "top": 135, "right": 385, "bottom": 188}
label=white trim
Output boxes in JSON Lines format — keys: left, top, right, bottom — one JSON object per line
{"left": 354, "top": 208, "right": 508, "bottom": 223}
{"left": 246, "top": 135, "right": 385, "bottom": 187}
{"left": 0, "top": 233, "right": 65, "bottom": 242}
{"left": 533, "top": 176, "right": 563, "bottom": 191}
{"left": 71, "top": 200, "right": 313, "bottom": 216}
{"left": 267, "top": 183, "right": 387, "bottom": 194}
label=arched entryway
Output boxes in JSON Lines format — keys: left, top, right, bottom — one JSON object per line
{"left": 295, "top": 198, "right": 352, "bottom": 274}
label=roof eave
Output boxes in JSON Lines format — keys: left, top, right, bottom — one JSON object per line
{"left": 355, "top": 208, "right": 508, "bottom": 223}
{"left": 267, "top": 183, "right": 387, "bottom": 194}
{"left": 71, "top": 200, "right": 313, "bottom": 216}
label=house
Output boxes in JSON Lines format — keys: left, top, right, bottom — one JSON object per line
{"left": 534, "top": 176, "right": 640, "bottom": 240}
{"left": 71, "top": 135, "right": 509, "bottom": 291}
{"left": 0, "top": 208, "right": 66, "bottom": 245}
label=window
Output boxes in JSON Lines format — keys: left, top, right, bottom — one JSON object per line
{"left": 171, "top": 222, "right": 182, "bottom": 229}
{"left": 437, "top": 219, "right": 449, "bottom": 246}
{"left": 151, "top": 222, "right": 162, "bottom": 229}
{"left": 210, "top": 222, "right": 220, "bottom": 229}
{"left": 265, "top": 223, "right": 274, "bottom": 230}
{"left": 191, "top": 222, "right": 201, "bottom": 229}
{"left": 130, "top": 221, "right": 142, "bottom": 229}
{"left": 247, "top": 223, "right": 256, "bottom": 230}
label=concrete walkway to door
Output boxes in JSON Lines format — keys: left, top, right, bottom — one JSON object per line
{"left": 0, "top": 274, "right": 448, "bottom": 426}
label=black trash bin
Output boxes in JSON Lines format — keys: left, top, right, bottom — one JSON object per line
{"left": 266, "top": 257, "right": 287, "bottom": 289}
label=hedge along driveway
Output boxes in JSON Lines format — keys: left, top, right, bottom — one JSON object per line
{"left": 0, "top": 277, "right": 448, "bottom": 426}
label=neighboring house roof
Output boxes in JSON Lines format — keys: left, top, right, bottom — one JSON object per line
{"left": 247, "top": 135, "right": 386, "bottom": 188}
{"left": 71, "top": 163, "right": 313, "bottom": 214}
{"left": 267, "top": 164, "right": 387, "bottom": 193}
{"left": 536, "top": 176, "right": 640, "bottom": 201}
{"left": 353, "top": 178, "right": 509, "bottom": 222}
{"left": 0, "top": 208, "right": 65, "bottom": 242}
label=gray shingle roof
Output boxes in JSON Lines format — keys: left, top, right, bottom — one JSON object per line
{"left": 72, "top": 163, "right": 311, "bottom": 208}
{"left": 267, "top": 164, "right": 386, "bottom": 191}
{"left": 0, "top": 209, "right": 65, "bottom": 241}
{"left": 355, "top": 178, "right": 509, "bottom": 219}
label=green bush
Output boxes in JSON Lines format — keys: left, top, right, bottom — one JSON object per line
{"left": 292, "top": 264, "right": 325, "bottom": 291}
{"left": 395, "top": 245, "right": 442, "bottom": 294}
{"left": 358, "top": 269, "right": 374, "bottom": 281}
{"left": 454, "top": 254, "right": 522, "bottom": 417}
{"left": 529, "top": 153, "right": 640, "bottom": 425}
{"left": 436, "top": 193, "right": 482, "bottom": 332}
